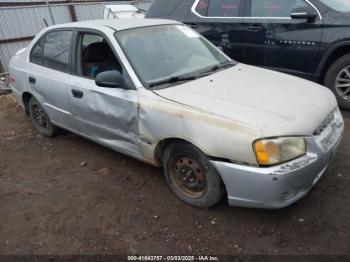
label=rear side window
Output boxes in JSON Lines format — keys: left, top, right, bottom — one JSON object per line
{"left": 250, "top": 0, "right": 310, "bottom": 17}
{"left": 42, "top": 31, "right": 73, "bottom": 72}
{"left": 194, "top": 0, "right": 242, "bottom": 17}
{"left": 30, "top": 38, "right": 44, "bottom": 65}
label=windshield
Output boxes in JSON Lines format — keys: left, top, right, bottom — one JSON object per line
{"left": 115, "top": 24, "right": 233, "bottom": 88}
{"left": 319, "top": 0, "right": 350, "bottom": 13}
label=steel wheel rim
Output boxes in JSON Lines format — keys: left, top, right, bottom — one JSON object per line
{"left": 335, "top": 66, "right": 350, "bottom": 101}
{"left": 32, "top": 104, "right": 47, "bottom": 128}
{"left": 171, "top": 156, "right": 207, "bottom": 198}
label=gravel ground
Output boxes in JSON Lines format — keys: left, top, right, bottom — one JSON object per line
{"left": 0, "top": 94, "right": 349, "bottom": 255}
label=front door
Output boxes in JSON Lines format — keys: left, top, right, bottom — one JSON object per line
{"left": 244, "top": 0, "right": 322, "bottom": 80}
{"left": 69, "top": 31, "right": 141, "bottom": 157}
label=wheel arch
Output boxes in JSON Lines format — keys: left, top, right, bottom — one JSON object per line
{"left": 22, "top": 91, "right": 33, "bottom": 116}
{"left": 153, "top": 137, "right": 209, "bottom": 167}
{"left": 317, "top": 42, "right": 350, "bottom": 84}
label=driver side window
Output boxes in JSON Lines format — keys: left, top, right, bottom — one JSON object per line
{"left": 78, "top": 32, "right": 122, "bottom": 79}
{"left": 195, "top": 0, "right": 243, "bottom": 17}
{"left": 250, "top": 0, "right": 310, "bottom": 17}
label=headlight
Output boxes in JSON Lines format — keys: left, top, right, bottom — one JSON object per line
{"left": 253, "top": 137, "right": 306, "bottom": 166}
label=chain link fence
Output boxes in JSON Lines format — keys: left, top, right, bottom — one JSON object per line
{"left": 0, "top": 0, "right": 152, "bottom": 78}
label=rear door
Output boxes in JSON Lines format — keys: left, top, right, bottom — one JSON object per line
{"left": 241, "top": 0, "right": 269, "bottom": 67}
{"left": 69, "top": 29, "right": 141, "bottom": 157}
{"left": 187, "top": 0, "right": 246, "bottom": 63}
{"left": 244, "top": 0, "right": 322, "bottom": 79}
{"left": 27, "top": 29, "right": 76, "bottom": 130}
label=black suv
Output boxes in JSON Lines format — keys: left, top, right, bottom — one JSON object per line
{"left": 147, "top": 0, "right": 350, "bottom": 109}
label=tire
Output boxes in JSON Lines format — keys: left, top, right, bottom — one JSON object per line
{"left": 29, "top": 97, "right": 59, "bottom": 137}
{"left": 324, "top": 54, "right": 350, "bottom": 110}
{"left": 162, "top": 142, "right": 225, "bottom": 208}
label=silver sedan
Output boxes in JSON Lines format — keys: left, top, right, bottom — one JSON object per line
{"left": 9, "top": 19, "right": 344, "bottom": 208}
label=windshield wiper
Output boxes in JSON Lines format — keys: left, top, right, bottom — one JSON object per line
{"left": 201, "top": 61, "right": 236, "bottom": 75}
{"left": 148, "top": 75, "right": 197, "bottom": 88}
{"left": 148, "top": 61, "right": 235, "bottom": 88}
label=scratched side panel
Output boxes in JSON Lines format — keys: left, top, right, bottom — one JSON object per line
{"left": 137, "top": 88, "right": 261, "bottom": 165}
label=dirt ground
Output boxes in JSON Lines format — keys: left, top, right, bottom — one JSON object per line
{"left": 0, "top": 94, "right": 349, "bottom": 256}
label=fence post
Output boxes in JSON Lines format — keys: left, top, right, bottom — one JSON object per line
{"left": 68, "top": 0, "right": 77, "bottom": 22}
{"left": 0, "top": 60, "right": 4, "bottom": 74}
{"left": 46, "top": 1, "right": 56, "bottom": 25}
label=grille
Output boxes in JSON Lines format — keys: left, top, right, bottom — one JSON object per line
{"left": 313, "top": 110, "right": 335, "bottom": 136}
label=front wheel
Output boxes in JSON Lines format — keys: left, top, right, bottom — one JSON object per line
{"left": 29, "top": 97, "right": 59, "bottom": 137}
{"left": 324, "top": 54, "right": 350, "bottom": 110}
{"left": 162, "top": 142, "right": 225, "bottom": 208}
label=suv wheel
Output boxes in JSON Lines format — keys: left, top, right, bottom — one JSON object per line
{"left": 325, "top": 54, "right": 350, "bottom": 110}
{"left": 29, "top": 97, "right": 59, "bottom": 137}
{"left": 162, "top": 142, "right": 225, "bottom": 208}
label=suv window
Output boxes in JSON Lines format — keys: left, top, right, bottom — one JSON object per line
{"left": 250, "top": 0, "right": 309, "bottom": 18}
{"left": 194, "top": 0, "right": 242, "bottom": 17}
{"left": 42, "top": 30, "right": 73, "bottom": 72}
{"left": 319, "top": 0, "right": 350, "bottom": 13}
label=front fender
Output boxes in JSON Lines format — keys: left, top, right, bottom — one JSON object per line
{"left": 137, "top": 88, "right": 262, "bottom": 166}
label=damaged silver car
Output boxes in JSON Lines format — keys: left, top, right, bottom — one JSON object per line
{"left": 9, "top": 19, "right": 344, "bottom": 208}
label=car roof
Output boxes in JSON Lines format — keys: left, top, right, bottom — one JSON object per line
{"left": 49, "top": 18, "right": 181, "bottom": 31}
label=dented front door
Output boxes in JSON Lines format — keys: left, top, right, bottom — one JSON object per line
{"left": 69, "top": 77, "right": 141, "bottom": 157}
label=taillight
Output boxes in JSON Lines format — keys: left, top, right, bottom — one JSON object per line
{"left": 8, "top": 75, "right": 15, "bottom": 84}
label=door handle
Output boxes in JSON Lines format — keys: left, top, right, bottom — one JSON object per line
{"left": 29, "top": 76, "right": 36, "bottom": 84}
{"left": 247, "top": 25, "right": 263, "bottom": 31}
{"left": 71, "top": 89, "right": 83, "bottom": 99}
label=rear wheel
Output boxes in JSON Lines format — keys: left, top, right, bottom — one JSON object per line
{"left": 162, "top": 142, "right": 225, "bottom": 208}
{"left": 325, "top": 54, "right": 350, "bottom": 110}
{"left": 29, "top": 97, "right": 59, "bottom": 137}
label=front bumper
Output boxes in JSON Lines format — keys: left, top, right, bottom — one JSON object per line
{"left": 211, "top": 108, "right": 344, "bottom": 209}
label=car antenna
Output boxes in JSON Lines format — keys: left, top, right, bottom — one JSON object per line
{"left": 43, "top": 18, "right": 49, "bottom": 27}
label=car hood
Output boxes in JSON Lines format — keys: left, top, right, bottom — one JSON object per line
{"left": 153, "top": 64, "right": 338, "bottom": 137}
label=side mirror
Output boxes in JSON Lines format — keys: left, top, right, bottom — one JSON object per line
{"left": 95, "top": 70, "right": 128, "bottom": 89}
{"left": 290, "top": 7, "right": 317, "bottom": 22}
